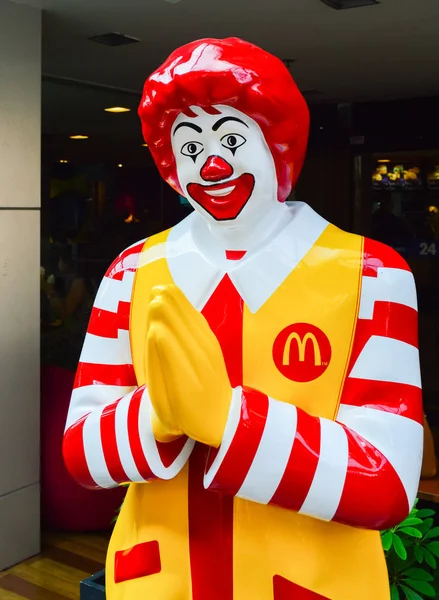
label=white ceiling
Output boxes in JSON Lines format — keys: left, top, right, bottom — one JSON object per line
{"left": 30, "top": 0, "right": 439, "bottom": 141}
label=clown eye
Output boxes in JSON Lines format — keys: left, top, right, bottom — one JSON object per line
{"left": 220, "top": 133, "right": 246, "bottom": 155}
{"left": 181, "top": 141, "right": 204, "bottom": 162}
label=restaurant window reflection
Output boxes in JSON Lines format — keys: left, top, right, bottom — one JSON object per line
{"left": 369, "top": 152, "right": 439, "bottom": 418}
{"left": 40, "top": 159, "right": 192, "bottom": 371}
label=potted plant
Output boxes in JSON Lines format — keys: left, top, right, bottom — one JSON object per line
{"left": 381, "top": 500, "right": 439, "bottom": 599}
{"left": 80, "top": 570, "right": 106, "bottom": 600}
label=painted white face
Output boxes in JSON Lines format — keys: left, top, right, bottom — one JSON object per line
{"left": 171, "top": 105, "right": 278, "bottom": 224}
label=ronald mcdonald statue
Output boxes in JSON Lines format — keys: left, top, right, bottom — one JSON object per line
{"left": 64, "top": 38, "right": 423, "bottom": 599}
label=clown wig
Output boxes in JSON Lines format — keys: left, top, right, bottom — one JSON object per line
{"left": 139, "top": 37, "right": 309, "bottom": 202}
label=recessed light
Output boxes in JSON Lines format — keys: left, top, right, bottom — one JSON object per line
{"left": 105, "top": 107, "right": 131, "bottom": 113}
{"left": 70, "top": 135, "right": 89, "bottom": 140}
{"left": 142, "top": 143, "right": 148, "bottom": 147}
{"left": 59, "top": 159, "right": 69, "bottom": 163}
{"left": 117, "top": 163, "right": 123, "bottom": 168}
{"left": 320, "top": 0, "right": 379, "bottom": 8}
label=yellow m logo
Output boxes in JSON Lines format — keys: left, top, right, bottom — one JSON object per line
{"left": 282, "top": 332, "right": 322, "bottom": 367}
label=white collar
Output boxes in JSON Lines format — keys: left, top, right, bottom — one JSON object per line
{"left": 164, "top": 202, "right": 329, "bottom": 314}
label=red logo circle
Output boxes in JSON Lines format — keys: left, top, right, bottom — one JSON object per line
{"left": 272, "top": 323, "right": 332, "bottom": 382}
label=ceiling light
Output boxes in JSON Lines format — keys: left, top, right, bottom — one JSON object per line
{"left": 378, "top": 159, "right": 390, "bottom": 163}
{"left": 118, "top": 164, "right": 123, "bottom": 168}
{"left": 143, "top": 143, "right": 148, "bottom": 147}
{"left": 105, "top": 107, "right": 131, "bottom": 113}
{"left": 59, "top": 159, "right": 69, "bottom": 164}
{"left": 319, "top": 0, "right": 379, "bottom": 9}
{"left": 70, "top": 135, "right": 89, "bottom": 140}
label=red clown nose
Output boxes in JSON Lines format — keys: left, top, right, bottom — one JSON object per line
{"left": 200, "top": 155, "right": 234, "bottom": 182}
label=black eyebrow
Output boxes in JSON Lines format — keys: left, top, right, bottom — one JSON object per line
{"left": 173, "top": 122, "right": 202, "bottom": 135}
{"left": 212, "top": 116, "right": 249, "bottom": 131}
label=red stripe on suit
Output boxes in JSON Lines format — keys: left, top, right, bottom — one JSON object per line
{"left": 74, "top": 362, "right": 137, "bottom": 388}
{"left": 270, "top": 408, "right": 321, "bottom": 512}
{"left": 88, "top": 301, "right": 131, "bottom": 338}
{"left": 362, "top": 238, "right": 410, "bottom": 276}
{"left": 187, "top": 275, "right": 243, "bottom": 600}
{"left": 101, "top": 400, "right": 130, "bottom": 483}
{"left": 63, "top": 415, "right": 98, "bottom": 490}
{"left": 334, "top": 427, "right": 409, "bottom": 529}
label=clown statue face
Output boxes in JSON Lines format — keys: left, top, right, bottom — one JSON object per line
{"left": 139, "top": 37, "right": 310, "bottom": 253}
{"left": 64, "top": 37, "right": 422, "bottom": 600}
{"left": 171, "top": 104, "right": 280, "bottom": 245}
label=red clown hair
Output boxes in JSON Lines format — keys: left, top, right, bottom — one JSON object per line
{"left": 139, "top": 37, "right": 309, "bottom": 202}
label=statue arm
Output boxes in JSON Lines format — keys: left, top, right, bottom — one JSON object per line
{"left": 63, "top": 241, "right": 194, "bottom": 489}
{"left": 204, "top": 240, "right": 423, "bottom": 530}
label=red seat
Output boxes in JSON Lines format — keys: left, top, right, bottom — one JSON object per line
{"left": 41, "top": 365, "right": 126, "bottom": 531}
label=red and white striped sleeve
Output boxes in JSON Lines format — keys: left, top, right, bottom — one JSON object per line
{"left": 63, "top": 240, "right": 194, "bottom": 490}
{"left": 204, "top": 239, "right": 423, "bottom": 530}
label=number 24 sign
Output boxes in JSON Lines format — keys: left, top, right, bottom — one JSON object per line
{"left": 419, "top": 242, "right": 437, "bottom": 256}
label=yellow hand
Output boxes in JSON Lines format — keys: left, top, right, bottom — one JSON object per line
{"left": 146, "top": 285, "right": 232, "bottom": 447}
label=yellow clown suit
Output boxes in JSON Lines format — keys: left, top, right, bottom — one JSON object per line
{"left": 63, "top": 38, "right": 423, "bottom": 600}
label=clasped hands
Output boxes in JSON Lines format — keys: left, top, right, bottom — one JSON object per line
{"left": 146, "top": 285, "right": 232, "bottom": 447}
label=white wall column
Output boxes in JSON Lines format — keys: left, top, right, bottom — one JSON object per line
{"left": 0, "top": 0, "right": 41, "bottom": 570}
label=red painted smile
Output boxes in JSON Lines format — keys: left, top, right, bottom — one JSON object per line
{"left": 187, "top": 173, "right": 255, "bottom": 221}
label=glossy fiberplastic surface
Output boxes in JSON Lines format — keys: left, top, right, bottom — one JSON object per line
{"left": 64, "top": 38, "right": 423, "bottom": 600}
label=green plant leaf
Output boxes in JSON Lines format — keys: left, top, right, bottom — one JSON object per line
{"left": 391, "top": 554, "right": 415, "bottom": 574}
{"left": 403, "top": 568, "right": 434, "bottom": 581}
{"left": 424, "top": 526, "right": 439, "bottom": 540}
{"left": 393, "top": 535, "right": 408, "bottom": 560}
{"left": 399, "top": 528, "right": 423, "bottom": 539}
{"left": 390, "top": 583, "right": 400, "bottom": 600}
{"left": 382, "top": 531, "right": 394, "bottom": 551}
{"left": 400, "top": 585, "right": 424, "bottom": 600}
{"left": 404, "top": 578, "right": 436, "bottom": 597}
{"left": 416, "top": 509, "right": 436, "bottom": 518}
{"left": 426, "top": 541, "right": 439, "bottom": 557}
{"left": 418, "top": 518, "right": 434, "bottom": 535}
{"left": 423, "top": 548, "right": 437, "bottom": 569}
{"left": 399, "top": 517, "right": 423, "bottom": 527}
{"left": 413, "top": 546, "right": 424, "bottom": 564}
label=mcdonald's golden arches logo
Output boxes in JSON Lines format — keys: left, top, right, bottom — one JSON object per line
{"left": 272, "top": 323, "right": 332, "bottom": 382}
